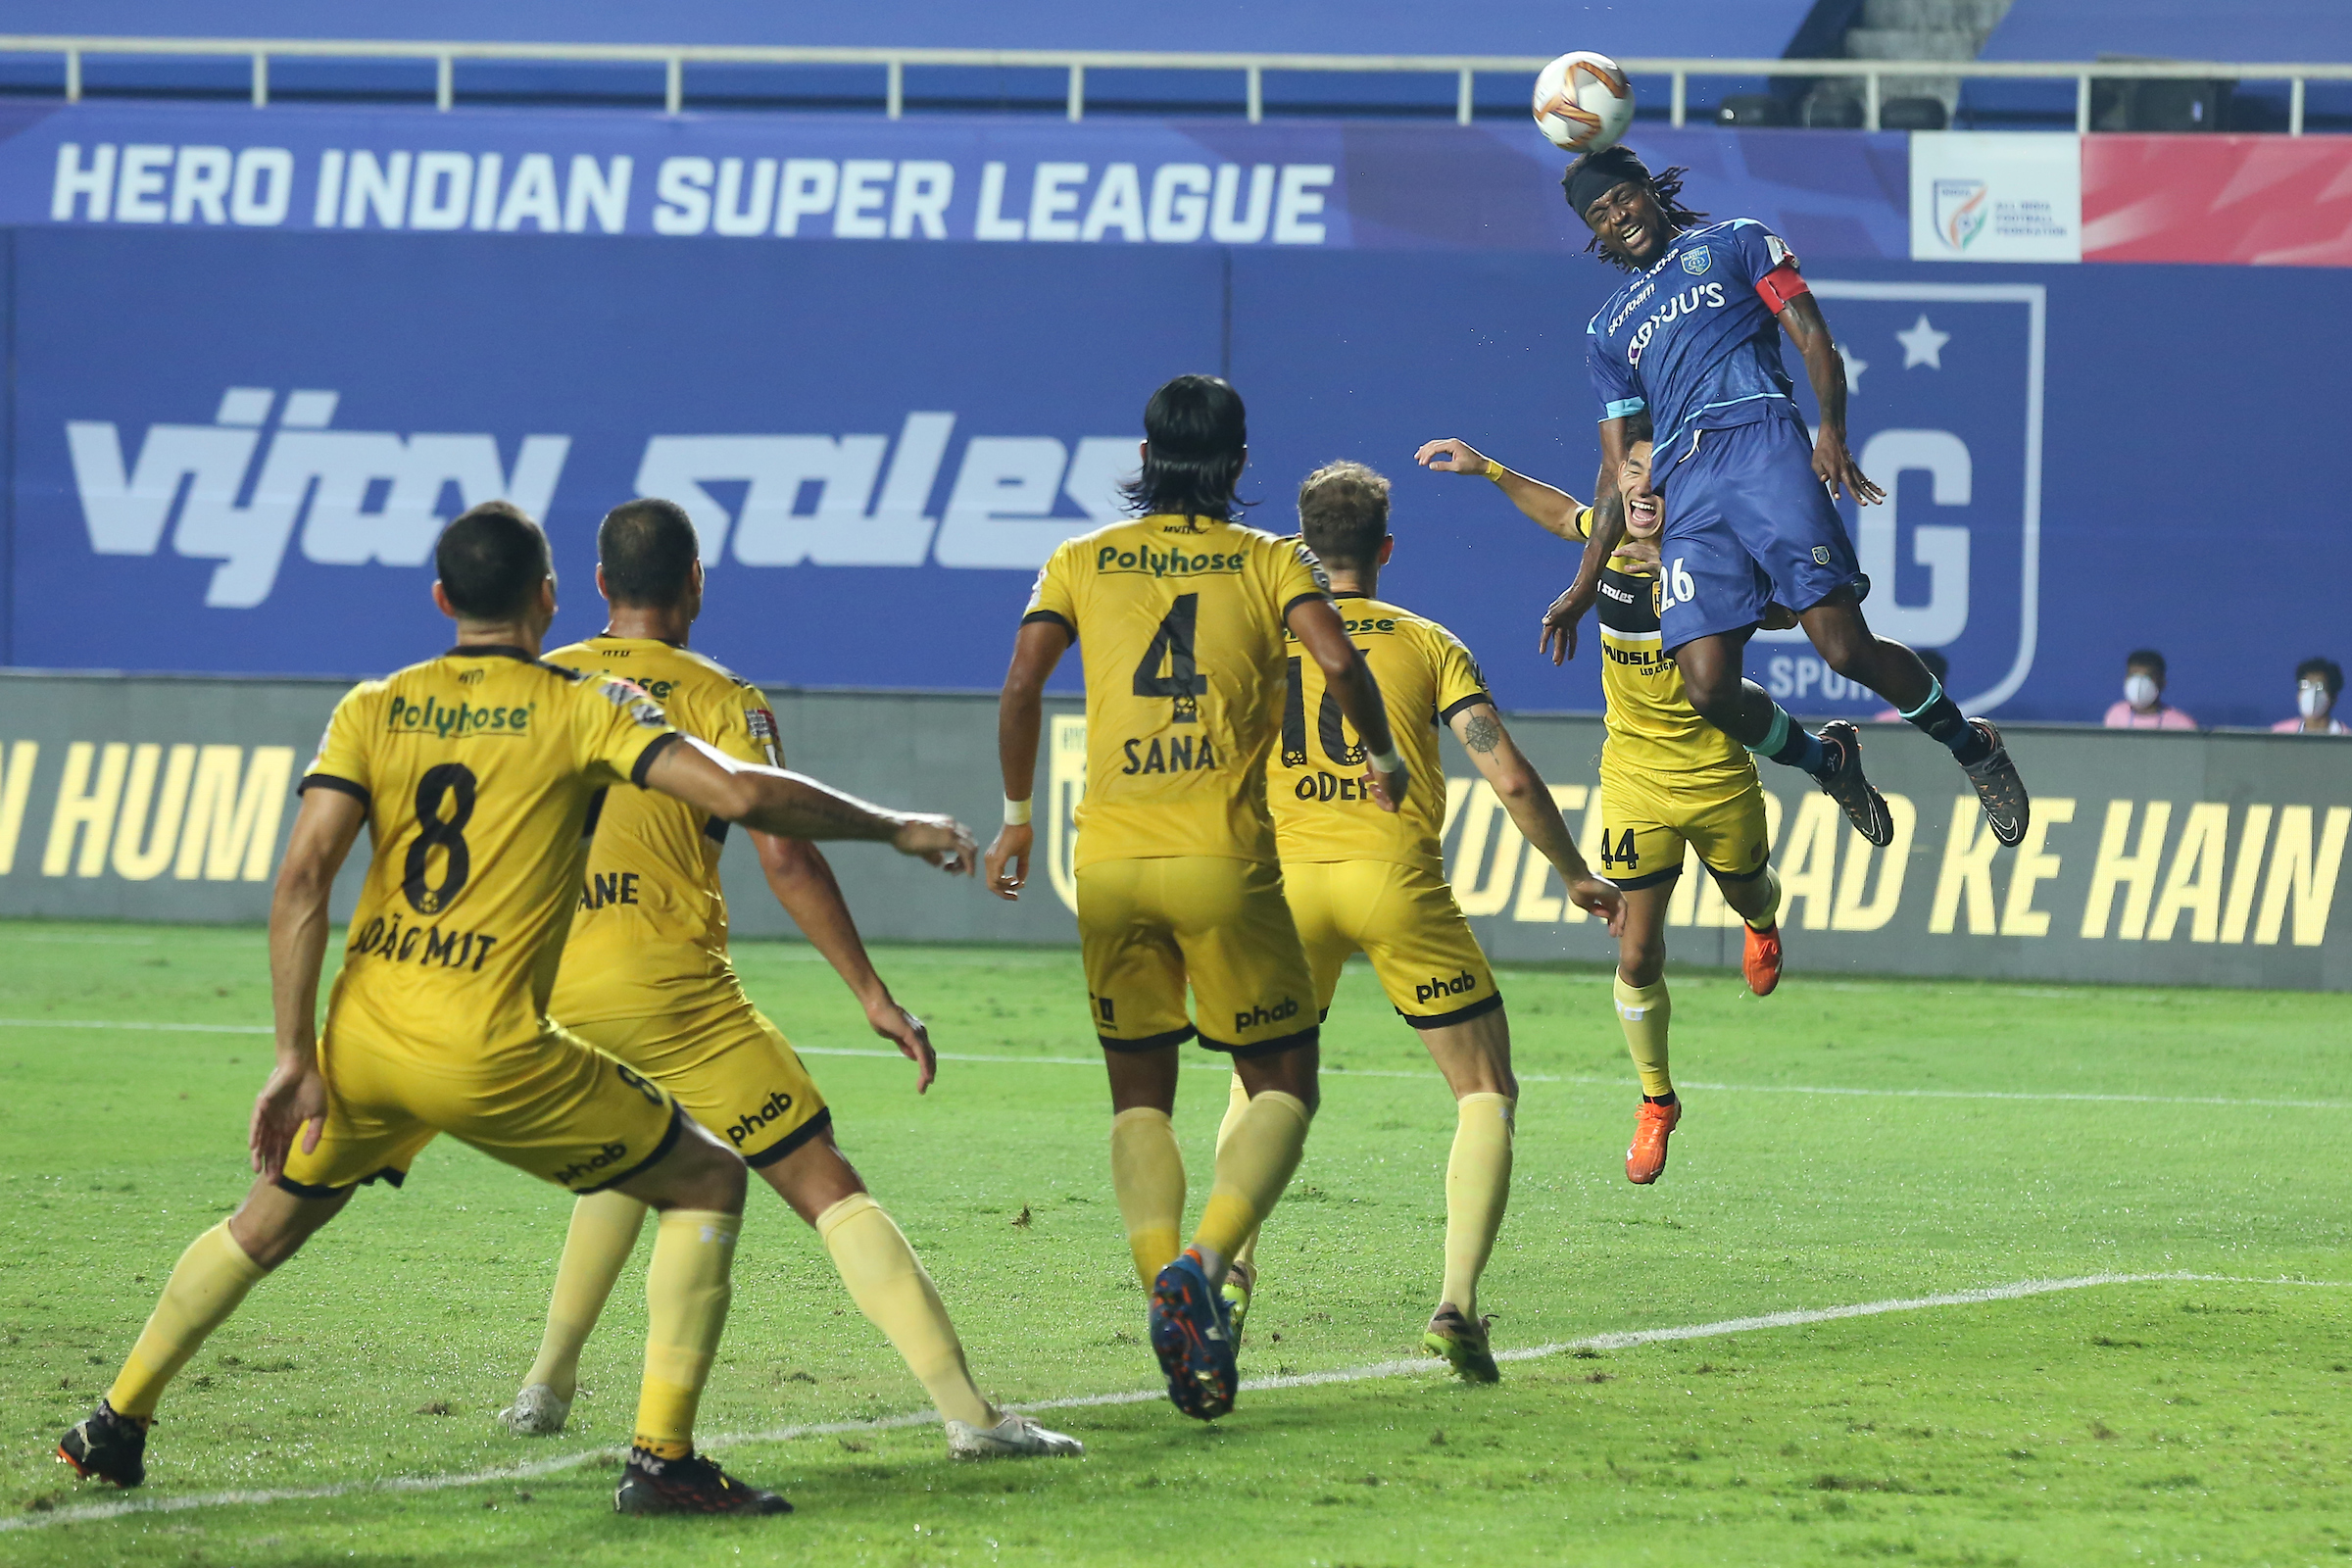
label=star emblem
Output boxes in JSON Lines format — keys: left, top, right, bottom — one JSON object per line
{"left": 1837, "top": 343, "right": 1868, "bottom": 393}
{"left": 1896, "top": 313, "right": 1950, "bottom": 369}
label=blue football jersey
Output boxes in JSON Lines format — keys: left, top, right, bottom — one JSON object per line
{"left": 1586, "top": 220, "right": 1805, "bottom": 466}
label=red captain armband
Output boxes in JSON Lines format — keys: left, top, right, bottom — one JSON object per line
{"left": 1755, "top": 261, "right": 1810, "bottom": 314}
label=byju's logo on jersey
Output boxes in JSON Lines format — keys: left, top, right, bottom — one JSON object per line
{"left": 1755, "top": 281, "right": 2046, "bottom": 717}
{"left": 1933, "top": 179, "right": 1988, "bottom": 252}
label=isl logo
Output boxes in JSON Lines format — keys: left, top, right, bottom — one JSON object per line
{"left": 1934, "top": 179, "right": 1988, "bottom": 251}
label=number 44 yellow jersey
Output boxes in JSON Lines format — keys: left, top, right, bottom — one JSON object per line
{"left": 301, "top": 645, "right": 681, "bottom": 1054}
{"left": 1025, "top": 514, "right": 1331, "bottom": 870}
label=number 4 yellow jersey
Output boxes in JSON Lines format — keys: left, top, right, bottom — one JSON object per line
{"left": 1267, "top": 593, "right": 1491, "bottom": 877}
{"left": 1025, "top": 514, "right": 1331, "bottom": 869}
{"left": 301, "top": 646, "right": 681, "bottom": 1054}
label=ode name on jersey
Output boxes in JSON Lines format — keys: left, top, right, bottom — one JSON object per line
{"left": 385, "top": 695, "right": 536, "bottom": 739}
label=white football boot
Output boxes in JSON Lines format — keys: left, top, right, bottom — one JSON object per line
{"left": 945, "top": 1411, "right": 1085, "bottom": 1459}
{"left": 500, "top": 1383, "right": 571, "bottom": 1436}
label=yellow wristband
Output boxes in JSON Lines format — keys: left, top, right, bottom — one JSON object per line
{"left": 1483, "top": 458, "right": 1507, "bottom": 483}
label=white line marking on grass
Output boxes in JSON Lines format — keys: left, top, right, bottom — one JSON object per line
{"left": 12, "top": 1271, "right": 2344, "bottom": 1536}
{"left": 4, "top": 1018, "right": 2344, "bottom": 1110}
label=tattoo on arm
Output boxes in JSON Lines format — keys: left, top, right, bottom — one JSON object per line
{"left": 1461, "top": 711, "right": 1501, "bottom": 755}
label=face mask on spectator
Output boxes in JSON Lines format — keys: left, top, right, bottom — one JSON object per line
{"left": 2125, "top": 673, "right": 2159, "bottom": 710}
{"left": 2300, "top": 682, "right": 2328, "bottom": 718}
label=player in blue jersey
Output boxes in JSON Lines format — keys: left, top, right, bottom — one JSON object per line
{"left": 1521, "top": 145, "right": 2029, "bottom": 850}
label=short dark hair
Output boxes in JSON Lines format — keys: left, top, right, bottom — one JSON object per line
{"left": 1120, "top": 374, "right": 1250, "bottom": 521}
{"left": 1621, "top": 408, "right": 1655, "bottom": 446}
{"left": 2126, "top": 648, "right": 2167, "bottom": 679}
{"left": 434, "top": 501, "right": 550, "bottom": 621}
{"left": 2297, "top": 656, "right": 2343, "bottom": 698}
{"left": 1297, "top": 462, "right": 1391, "bottom": 569}
{"left": 599, "top": 498, "right": 701, "bottom": 607}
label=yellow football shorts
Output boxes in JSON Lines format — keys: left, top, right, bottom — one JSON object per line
{"left": 1075, "top": 856, "right": 1318, "bottom": 1056}
{"left": 1596, "top": 756, "right": 1771, "bottom": 893}
{"left": 567, "top": 993, "right": 831, "bottom": 1169}
{"left": 277, "top": 998, "right": 683, "bottom": 1199}
{"left": 1282, "top": 858, "right": 1501, "bottom": 1028}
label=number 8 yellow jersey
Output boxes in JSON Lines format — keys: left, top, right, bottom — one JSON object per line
{"left": 301, "top": 645, "right": 682, "bottom": 1054}
{"left": 1025, "top": 514, "right": 1331, "bottom": 870}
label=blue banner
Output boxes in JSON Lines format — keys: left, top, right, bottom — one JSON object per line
{"left": 1, "top": 103, "right": 2346, "bottom": 733}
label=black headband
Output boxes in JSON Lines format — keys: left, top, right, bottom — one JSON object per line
{"left": 1564, "top": 146, "right": 1651, "bottom": 219}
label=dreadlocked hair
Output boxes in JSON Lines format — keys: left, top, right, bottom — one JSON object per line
{"left": 1563, "top": 156, "right": 1708, "bottom": 272}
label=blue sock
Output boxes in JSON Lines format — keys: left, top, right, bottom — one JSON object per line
{"left": 1746, "top": 705, "right": 1827, "bottom": 777}
{"left": 1901, "top": 677, "right": 1992, "bottom": 766}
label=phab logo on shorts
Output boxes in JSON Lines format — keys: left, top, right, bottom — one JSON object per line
{"left": 1681, "top": 247, "right": 1711, "bottom": 275}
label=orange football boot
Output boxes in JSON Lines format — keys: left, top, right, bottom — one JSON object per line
{"left": 1742, "top": 920, "right": 1783, "bottom": 996}
{"left": 1625, "top": 1097, "right": 1681, "bottom": 1185}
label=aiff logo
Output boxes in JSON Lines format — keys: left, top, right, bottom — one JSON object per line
{"left": 1934, "top": 179, "right": 1987, "bottom": 251}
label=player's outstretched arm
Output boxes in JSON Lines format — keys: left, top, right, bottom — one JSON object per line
{"left": 1413, "top": 438, "right": 1588, "bottom": 541}
{"left": 985, "top": 617, "right": 1074, "bottom": 902}
{"left": 1447, "top": 701, "right": 1623, "bottom": 934}
{"left": 642, "top": 738, "right": 976, "bottom": 873}
{"left": 1289, "top": 595, "right": 1404, "bottom": 811}
{"left": 756, "top": 831, "right": 937, "bottom": 1092}
{"left": 1538, "top": 416, "right": 1635, "bottom": 666}
{"left": 1777, "top": 293, "right": 1886, "bottom": 506}
{"left": 257, "top": 787, "right": 368, "bottom": 1181}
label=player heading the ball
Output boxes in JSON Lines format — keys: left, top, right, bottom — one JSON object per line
{"left": 1510, "top": 143, "right": 2031, "bottom": 850}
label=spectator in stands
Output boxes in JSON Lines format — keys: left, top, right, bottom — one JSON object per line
{"left": 2103, "top": 649, "right": 2194, "bottom": 730}
{"left": 1873, "top": 650, "right": 1947, "bottom": 721}
{"left": 2273, "top": 657, "right": 2349, "bottom": 735}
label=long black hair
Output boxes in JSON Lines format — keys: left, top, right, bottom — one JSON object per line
{"left": 1119, "top": 374, "right": 1251, "bottom": 521}
{"left": 1562, "top": 146, "right": 1708, "bottom": 273}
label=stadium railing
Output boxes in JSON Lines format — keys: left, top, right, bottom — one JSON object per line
{"left": 1, "top": 35, "right": 2349, "bottom": 132}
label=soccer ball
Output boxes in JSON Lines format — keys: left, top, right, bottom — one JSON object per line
{"left": 1532, "top": 51, "right": 1636, "bottom": 153}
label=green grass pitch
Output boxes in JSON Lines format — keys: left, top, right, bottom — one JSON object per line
{"left": 1, "top": 920, "right": 2348, "bottom": 1566}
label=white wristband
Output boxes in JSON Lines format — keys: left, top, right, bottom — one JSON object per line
{"left": 1368, "top": 746, "right": 1402, "bottom": 774}
{"left": 1004, "top": 797, "right": 1033, "bottom": 826}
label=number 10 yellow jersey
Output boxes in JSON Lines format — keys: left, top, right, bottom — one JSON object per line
{"left": 1024, "top": 514, "right": 1330, "bottom": 870}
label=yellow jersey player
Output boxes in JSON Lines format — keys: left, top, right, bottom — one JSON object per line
{"left": 58, "top": 503, "right": 977, "bottom": 1519}
{"left": 501, "top": 499, "right": 1080, "bottom": 1461}
{"left": 1417, "top": 425, "right": 1786, "bottom": 1187}
{"left": 1231, "top": 460, "right": 1620, "bottom": 1382}
{"left": 983, "top": 375, "right": 1403, "bottom": 1422}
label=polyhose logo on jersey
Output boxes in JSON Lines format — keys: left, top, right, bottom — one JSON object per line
{"left": 65, "top": 390, "right": 1143, "bottom": 606}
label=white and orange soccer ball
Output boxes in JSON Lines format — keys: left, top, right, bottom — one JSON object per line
{"left": 1532, "top": 51, "right": 1636, "bottom": 153}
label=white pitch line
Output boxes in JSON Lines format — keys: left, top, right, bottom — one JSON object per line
{"left": 10, "top": 1270, "right": 2343, "bottom": 1536}
{"left": 2, "top": 1018, "right": 2343, "bottom": 1111}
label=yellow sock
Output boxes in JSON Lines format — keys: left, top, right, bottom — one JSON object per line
{"left": 1614, "top": 976, "right": 1673, "bottom": 1100}
{"left": 632, "top": 1207, "right": 737, "bottom": 1458}
{"left": 1109, "top": 1106, "right": 1186, "bottom": 1290}
{"left": 1745, "top": 865, "right": 1785, "bottom": 931}
{"left": 818, "top": 1194, "right": 994, "bottom": 1429}
{"left": 1441, "top": 1093, "right": 1515, "bottom": 1319}
{"left": 524, "top": 1189, "right": 648, "bottom": 1402}
{"left": 107, "top": 1221, "right": 267, "bottom": 1418}
{"left": 1213, "top": 1074, "right": 1262, "bottom": 1269}
{"left": 1194, "top": 1090, "right": 1310, "bottom": 1262}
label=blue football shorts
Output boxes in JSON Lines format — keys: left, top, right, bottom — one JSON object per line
{"left": 1650, "top": 410, "right": 1864, "bottom": 652}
